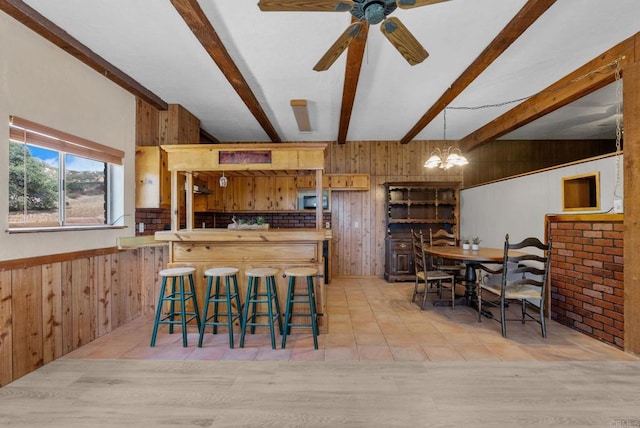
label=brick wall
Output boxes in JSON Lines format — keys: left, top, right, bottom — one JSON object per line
{"left": 135, "top": 208, "right": 172, "bottom": 235}
{"left": 548, "top": 214, "right": 624, "bottom": 349}
{"left": 135, "top": 209, "right": 331, "bottom": 235}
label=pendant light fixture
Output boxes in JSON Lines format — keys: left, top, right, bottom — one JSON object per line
{"left": 219, "top": 171, "right": 227, "bottom": 188}
{"left": 424, "top": 108, "right": 468, "bottom": 169}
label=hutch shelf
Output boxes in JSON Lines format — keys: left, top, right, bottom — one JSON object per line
{"left": 384, "top": 181, "right": 461, "bottom": 282}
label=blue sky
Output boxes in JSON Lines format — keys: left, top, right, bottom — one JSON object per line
{"left": 28, "top": 145, "right": 103, "bottom": 172}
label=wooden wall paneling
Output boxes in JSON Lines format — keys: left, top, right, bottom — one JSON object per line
{"left": 141, "top": 247, "right": 157, "bottom": 315}
{"left": 332, "top": 142, "right": 348, "bottom": 173}
{"left": 96, "top": 254, "right": 112, "bottom": 338}
{"left": 0, "top": 270, "right": 13, "bottom": 387}
{"left": 41, "top": 263, "right": 62, "bottom": 365}
{"left": 373, "top": 176, "right": 388, "bottom": 276}
{"left": 324, "top": 140, "right": 464, "bottom": 277}
{"left": 154, "top": 246, "right": 167, "bottom": 314}
{"left": 623, "top": 51, "right": 640, "bottom": 355}
{"left": 110, "top": 253, "right": 126, "bottom": 330}
{"left": 12, "top": 266, "right": 43, "bottom": 380}
{"left": 119, "top": 250, "right": 142, "bottom": 323}
{"left": 342, "top": 191, "right": 354, "bottom": 275}
{"left": 135, "top": 97, "right": 160, "bottom": 146}
{"left": 360, "top": 190, "right": 373, "bottom": 275}
{"left": 351, "top": 141, "right": 371, "bottom": 174}
{"left": 61, "top": 261, "right": 73, "bottom": 354}
{"left": 373, "top": 141, "right": 389, "bottom": 176}
{"left": 71, "top": 258, "right": 96, "bottom": 349}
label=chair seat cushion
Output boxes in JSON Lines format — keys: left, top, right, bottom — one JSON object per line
{"left": 480, "top": 283, "right": 542, "bottom": 300}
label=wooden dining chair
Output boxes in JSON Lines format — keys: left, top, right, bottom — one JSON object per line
{"left": 411, "top": 229, "right": 455, "bottom": 310}
{"left": 429, "top": 228, "right": 465, "bottom": 279}
{"left": 477, "top": 234, "right": 552, "bottom": 338}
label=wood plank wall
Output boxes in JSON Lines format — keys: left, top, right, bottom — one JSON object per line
{"left": 324, "top": 139, "right": 613, "bottom": 278}
{"left": 0, "top": 246, "right": 167, "bottom": 386}
{"left": 325, "top": 141, "right": 463, "bottom": 277}
{"left": 463, "top": 139, "right": 614, "bottom": 187}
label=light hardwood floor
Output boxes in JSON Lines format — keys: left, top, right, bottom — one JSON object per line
{"left": 1, "top": 278, "right": 639, "bottom": 427}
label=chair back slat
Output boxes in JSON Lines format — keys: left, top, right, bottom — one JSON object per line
{"left": 501, "top": 233, "right": 552, "bottom": 296}
{"left": 430, "top": 228, "right": 457, "bottom": 247}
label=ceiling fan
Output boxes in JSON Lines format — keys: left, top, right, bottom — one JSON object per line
{"left": 258, "top": 0, "right": 450, "bottom": 71}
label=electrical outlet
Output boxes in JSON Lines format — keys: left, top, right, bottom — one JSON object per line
{"left": 138, "top": 222, "right": 145, "bottom": 233}
{"left": 613, "top": 198, "right": 623, "bottom": 213}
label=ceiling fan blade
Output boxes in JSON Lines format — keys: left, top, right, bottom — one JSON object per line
{"left": 380, "top": 17, "right": 428, "bottom": 65}
{"left": 258, "top": 0, "right": 353, "bottom": 12}
{"left": 313, "top": 22, "right": 364, "bottom": 71}
{"left": 395, "top": 0, "right": 450, "bottom": 9}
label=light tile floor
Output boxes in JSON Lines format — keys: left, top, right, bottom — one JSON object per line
{"left": 63, "top": 277, "right": 638, "bottom": 362}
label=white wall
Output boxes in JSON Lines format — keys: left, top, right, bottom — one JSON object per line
{"left": 0, "top": 13, "right": 136, "bottom": 261}
{"left": 460, "top": 154, "right": 622, "bottom": 248}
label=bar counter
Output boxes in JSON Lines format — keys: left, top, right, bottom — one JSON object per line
{"left": 154, "top": 228, "right": 328, "bottom": 331}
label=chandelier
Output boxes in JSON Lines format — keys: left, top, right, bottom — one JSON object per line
{"left": 424, "top": 146, "right": 468, "bottom": 169}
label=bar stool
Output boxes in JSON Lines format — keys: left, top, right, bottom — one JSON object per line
{"left": 198, "top": 267, "right": 242, "bottom": 349}
{"left": 240, "top": 267, "right": 283, "bottom": 349}
{"left": 150, "top": 267, "right": 201, "bottom": 347}
{"left": 282, "top": 267, "right": 319, "bottom": 350}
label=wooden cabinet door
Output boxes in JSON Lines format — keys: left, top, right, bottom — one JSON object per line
{"left": 273, "top": 176, "right": 297, "bottom": 210}
{"left": 328, "top": 175, "right": 349, "bottom": 189}
{"left": 254, "top": 177, "right": 274, "bottom": 210}
{"left": 295, "top": 175, "right": 315, "bottom": 189}
{"left": 225, "top": 176, "right": 254, "bottom": 211}
{"left": 349, "top": 174, "right": 370, "bottom": 190}
{"left": 326, "top": 174, "right": 369, "bottom": 191}
{"left": 135, "top": 146, "right": 170, "bottom": 208}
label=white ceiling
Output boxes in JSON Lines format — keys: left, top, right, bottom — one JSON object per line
{"left": 19, "top": 0, "right": 640, "bottom": 143}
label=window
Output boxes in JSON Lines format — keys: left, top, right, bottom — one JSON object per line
{"left": 8, "top": 116, "right": 125, "bottom": 230}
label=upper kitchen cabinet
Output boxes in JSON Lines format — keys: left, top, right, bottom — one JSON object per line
{"left": 295, "top": 174, "right": 330, "bottom": 189}
{"left": 224, "top": 176, "right": 297, "bottom": 212}
{"left": 135, "top": 146, "right": 170, "bottom": 208}
{"left": 295, "top": 173, "right": 369, "bottom": 191}
{"left": 327, "top": 173, "right": 370, "bottom": 191}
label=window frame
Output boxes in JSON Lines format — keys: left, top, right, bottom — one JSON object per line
{"left": 8, "top": 116, "right": 125, "bottom": 233}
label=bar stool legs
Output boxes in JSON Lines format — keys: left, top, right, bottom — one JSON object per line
{"left": 150, "top": 267, "right": 201, "bottom": 347}
{"left": 240, "top": 268, "right": 283, "bottom": 349}
{"left": 198, "top": 267, "right": 242, "bottom": 348}
{"left": 282, "top": 267, "right": 319, "bottom": 350}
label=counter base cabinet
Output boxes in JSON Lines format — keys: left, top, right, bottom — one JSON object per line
{"left": 384, "top": 238, "right": 416, "bottom": 282}
{"left": 383, "top": 181, "right": 460, "bottom": 282}
{"left": 155, "top": 230, "right": 328, "bottom": 333}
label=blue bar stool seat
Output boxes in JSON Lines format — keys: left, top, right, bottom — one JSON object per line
{"left": 198, "top": 267, "right": 242, "bottom": 348}
{"left": 240, "top": 267, "right": 283, "bottom": 349}
{"left": 150, "top": 267, "right": 201, "bottom": 347}
{"left": 282, "top": 267, "right": 319, "bottom": 350}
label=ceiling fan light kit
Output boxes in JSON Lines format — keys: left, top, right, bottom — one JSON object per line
{"left": 257, "top": 0, "right": 450, "bottom": 71}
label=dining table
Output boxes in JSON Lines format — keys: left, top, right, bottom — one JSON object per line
{"left": 423, "top": 246, "right": 521, "bottom": 311}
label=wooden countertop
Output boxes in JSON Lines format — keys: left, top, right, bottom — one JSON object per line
{"left": 155, "top": 228, "right": 328, "bottom": 243}
{"left": 116, "top": 235, "right": 169, "bottom": 249}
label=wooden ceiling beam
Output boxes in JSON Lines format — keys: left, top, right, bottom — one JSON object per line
{"left": 337, "top": 20, "right": 368, "bottom": 144}
{"left": 171, "top": 0, "right": 281, "bottom": 143}
{"left": 400, "top": 0, "right": 556, "bottom": 144}
{"left": 458, "top": 36, "right": 636, "bottom": 153}
{"left": 0, "top": 0, "right": 168, "bottom": 111}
